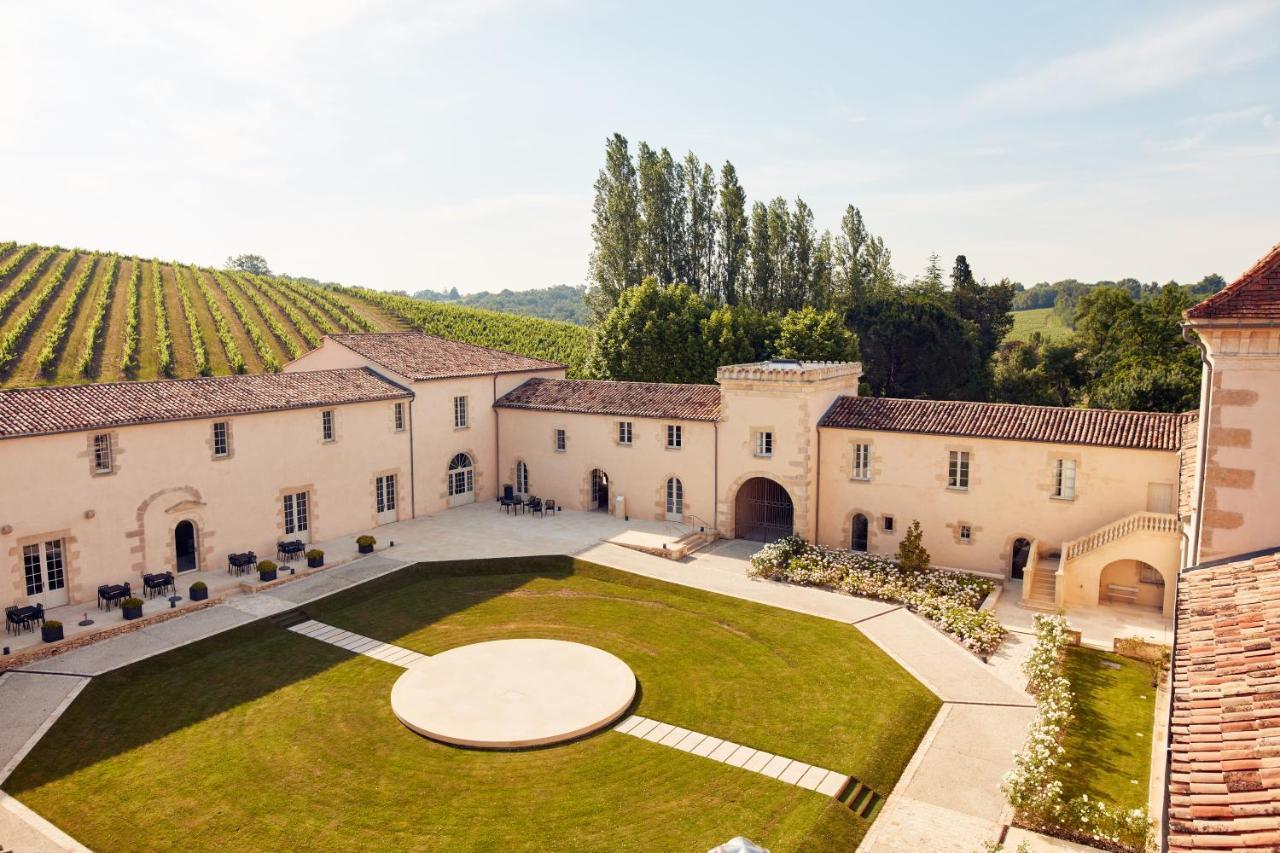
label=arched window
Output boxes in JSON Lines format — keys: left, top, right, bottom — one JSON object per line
{"left": 515, "top": 460, "right": 529, "bottom": 495}
{"left": 851, "top": 513, "right": 869, "bottom": 552}
{"left": 666, "top": 477, "right": 684, "bottom": 520}
{"left": 448, "top": 453, "right": 474, "bottom": 498}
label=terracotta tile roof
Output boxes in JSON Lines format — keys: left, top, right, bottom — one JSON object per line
{"left": 494, "top": 378, "right": 721, "bottom": 421}
{"left": 1169, "top": 550, "right": 1280, "bottom": 852}
{"left": 818, "top": 395, "right": 1194, "bottom": 451}
{"left": 330, "top": 331, "right": 562, "bottom": 380}
{"left": 1186, "top": 242, "right": 1280, "bottom": 320}
{"left": 0, "top": 368, "right": 409, "bottom": 439}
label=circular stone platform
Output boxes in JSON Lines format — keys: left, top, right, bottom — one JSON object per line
{"left": 389, "top": 639, "right": 636, "bottom": 749}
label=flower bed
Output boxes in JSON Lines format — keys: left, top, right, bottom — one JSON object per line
{"left": 1001, "top": 614, "right": 1153, "bottom": 852}
{"left": 748, "top": 537, "right": 1006, "bottom": 658}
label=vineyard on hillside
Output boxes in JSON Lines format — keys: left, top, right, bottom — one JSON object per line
{"left": 0, "top": 241, "right": 591, "bottom": 388}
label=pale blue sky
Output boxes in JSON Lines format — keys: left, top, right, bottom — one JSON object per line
{"left": 2, "top": 1, "right": 1278, "bottom": 293}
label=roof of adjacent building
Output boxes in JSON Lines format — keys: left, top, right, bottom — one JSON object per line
{"left": 1169, "top": 549, "right": 1280, "bottom": 853}
{"left": 494, "top": 377, "right": 721, "bottom": 422}
{"left": 329, "top": 331, "right": 563, "bottom": 380}
{"left": 0, "top": 368, "right": 410, "bottom": 439}
{"left": 818, "top": 395, "right": 1195, "bottom": 451}
{"left": 1185, "top": 241, "right": 1280, "bottom": 321}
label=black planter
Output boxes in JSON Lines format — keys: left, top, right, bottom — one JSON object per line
{"left": 189, "top": 586, "right": 209, "bottom": 601}
{"left": 41, "top": 624, "right": 64, "bottom": 643}
{"left": 259, "top": 569, "right": 278, "bottom": 582}
{"left": 358, "top": 543, "right": 374, "bottom": 554}
{"left": 123, "top": 604, "right": 143, "bottom": 621}
{"left": 307, "top": 555, "right": 324, "bottom": 569}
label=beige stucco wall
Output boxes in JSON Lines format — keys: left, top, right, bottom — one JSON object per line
{"left": 0, "top": 399, "right": 411, "bottom": 607}
{"left": 714, "top": 363, "right": 862, "bottom": 540}
{"left": 1189, "top": 325, "right": 1280, "bottom": 564}
{"left": 816, "top": 428, "right": 1183, "bottom": 579}
{"left": 286, "top": 337, "right": 563, "bottom": 516}
{"left": 496, "top": 409, "right": 716, "bottom": 522}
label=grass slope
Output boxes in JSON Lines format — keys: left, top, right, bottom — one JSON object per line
{"left": 8, "top": 557, "right": 939, "bottom": 852}
{"left": 1006, "top": 307, "right": 1070, "bottom": 342}
{"left": 1057, "top": 647, "right": 1156, "bottom": 810}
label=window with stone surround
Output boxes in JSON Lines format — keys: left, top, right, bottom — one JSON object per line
{"left": 554, "top": 428, "right": 566, "bottom": 452}
{"left": 948, "top": 451, "right": 969, "bottom": 490}
{"left": 212, "top": 421, "right": 230, "bottom": 458}
{"left": 394, "top": 402, "right": 405, "bottom": 432}
{"left": 453, "top": 396, "right": 469, "bottom": 429}
{"left": 1052, "top": 458, "right": 1076, "bottom": 500}
{"left": 754, "top": 431, "right": 773, "bottom": 458}
{"left": 852, "top": 443, "right": 871, "bottom": 480}
{"left": 618, "top": 421, "right": 633, "bottom": 445}
{"left": 321, "top": 410, "right": 335, "bottom": 443}
{"left": 92, "top": 433, "right": 113, "bottom": 474}
{"left": 667, "top": 424, "right": 682, "bottom": 449}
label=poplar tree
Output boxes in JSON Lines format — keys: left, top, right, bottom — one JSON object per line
{"left": 717, "top": 162, "right": 748, "bottom": 304}
{"left": 587, "top": 134, "right": 641, "bottom": 320}
{"left": 748, "top": 201, "right": 773, "bottom": 310}
{"left": 683, "top": 153, "right": 717, "bottom": 295}
{"left": 833, "top": 204, "right": 869, "bottom": 308}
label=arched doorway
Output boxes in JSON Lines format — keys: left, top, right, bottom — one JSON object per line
{"left": 851, "top": 514, "right": 869, "bottom": 552}
{"left": 175, "top": 520, "right": 198, "bottom": 572}
{"left": 1010, "top": 538, "right": 1031, "bottom": 580}
{"left": 1099, "top": 559, "right": 1166, "bottom": 610}
{"left": 447, "top": 453, "right": 475, "bottom": 507}
{"left": 665, "top": 477, "right": 684, "bottom": 522}
{"left": 734, "top": 477, "right": 793, "bottom": 542}
{"left": 590, "top": 469, "right": 609, "bottom": 511}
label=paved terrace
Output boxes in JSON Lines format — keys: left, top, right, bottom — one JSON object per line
{"left": 0, "top": 501, "right": 1103, "bottom": 851}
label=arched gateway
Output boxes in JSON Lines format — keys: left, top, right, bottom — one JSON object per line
{"left": 734, "top": 477, "right": 794, "bottom": 542}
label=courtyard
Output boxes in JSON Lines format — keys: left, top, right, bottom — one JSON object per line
{"left": 5, "top": 556, "right": 939, "bottom": 852}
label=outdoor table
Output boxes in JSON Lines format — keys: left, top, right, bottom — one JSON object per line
{"left": 98, "top": 584, "right": 129, "bottom": 610}
{"left": 5, "top": 606, "right": 38, "bottom": 634}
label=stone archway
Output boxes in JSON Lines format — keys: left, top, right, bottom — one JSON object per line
{"left": 1098, "top": 558, "right": 1166, "bottom": 610}
{"left": 733, "top": 477, "right": 794, "bottom": 542}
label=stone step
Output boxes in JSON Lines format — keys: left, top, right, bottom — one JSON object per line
{"left": 268, "top": 608, "right": 309, "bottom": 629}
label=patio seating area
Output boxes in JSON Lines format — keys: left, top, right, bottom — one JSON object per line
{"left": 96, "top": 582, "right": 132, "bottom": 610}
{"left": 5, "top": 603, "right": 45, "bottom": 635}
{"left": 498, "top": 485, "right": 559, "bottom": 517}
{"left": 142, "top": 572, "right": 175, "bottom": 599}
{"left": 227, "top": 551, "right": 258, "bottom": 576}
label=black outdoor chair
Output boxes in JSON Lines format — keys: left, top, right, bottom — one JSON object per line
{"left": 97, "top": 582, "right": 130, "bottom": 610}
{"left": 500, "top": 484, "right": 515, "bottom": 512}
{"left": 5, "top": 606, "right": 28, "bottom": 635}
{"left": 526, "top": 497, "right": 544, "bottom": 517}
{"left": 543, "top": 499, "right": 558, "bottom": 516}
{"left": 143, "top": 572, "right": 175, "bottom": 599}
{"left": 227, "top": 551, "right": 258, "bottom": 576}
{"left": 27, "top": 603, "right": 43, "bottom": 630}
{"left": 276, "top": 540, "right": 305, "bottom": 562}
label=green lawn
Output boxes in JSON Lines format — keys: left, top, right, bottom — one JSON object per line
{"left": 6, "top": 557, "right": 940, "bottom": 852}
{"left": 1057, "top": 647, "right": 1156, "bottom": 809}
{"left": 1007, "top": 307, "right": 1070, "bottom": 342}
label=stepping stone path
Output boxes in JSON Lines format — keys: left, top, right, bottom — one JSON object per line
{"left": 287, "top": 619, "right": 429, "bottom": 668}
{"left": 614, "top": 713, "right": 883, "bottom": 815}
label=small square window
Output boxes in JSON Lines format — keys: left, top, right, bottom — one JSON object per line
{"left": 959, "top": 524, "right": 972, "bottom": 542}
{"left": 212, "top": 421, "right": 229, "bottom": 457}
{"left": 618, "top": 421, "right": 633, "bottom": 445}
{"left": 92, "top": 433, "right": 113, "bottom": 473}
{"left": 321, "top": 410, "right": 335, "bottom": 442}
{"left": 883, "top": 515, "right": 894, "bottom": 533}
{"left": 393, "top": 402, "right": 405, "bottom": 432}
{"left": 755, "top": 431, "right": 773, "bottom": 458}
{"left": 667, "top": 424, "right": 682, "bottom": 449}
{"left": 453, "top": 396, "right": 469, "bottom": 429}
{"left": 554, "top": 428, "right": 566, "bottom": 452}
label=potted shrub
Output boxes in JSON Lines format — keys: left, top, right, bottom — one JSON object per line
{"left": 189, "top": 580, "right": 209, "bottom": 602}
{"left": 306, "top": 549, "right": 325, "bottom": 569}
{"left": 356, "top": 535, "right": 375, "bottom": 555}
{"left": 122, "top": 597, "right": 144, "bottom": 620}
{"left": 258, "top": 560, "right": 279, "bottom": 582}
{"left": 41, "top": 620, "right": 64, "bottom": 643}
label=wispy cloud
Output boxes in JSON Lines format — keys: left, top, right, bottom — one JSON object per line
{"left": 969, "top": 1, "right": 1280, "bottom": 113}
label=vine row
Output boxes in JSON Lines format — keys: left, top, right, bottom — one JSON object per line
{"left": 36, "top": 254, "right": 100, "bottom": 376}
{"left": 119, "top": 260, "right": 142, "bottom": 375}
{"left": 0, "top": 251, "right": 78, "bottom": 375}
{"left": 226, "top": 273, "right": 303, "bottom": 360}
{"left": 212, "top": 271, "right": 278, "bottom": 371}
{"left": 174, "top": 266, "right": 209, "bottom": 375}
{"left": 192, "top": 269, "right": 245, "bottom": 373}
{"left": 0, "top": 248, "right": 57, "bottom": 321}
{"left": 152, "top": 261, "right": 174, "bottom": 376}
{"left": 74, "top": 255, "right": 120, "bottom": 378}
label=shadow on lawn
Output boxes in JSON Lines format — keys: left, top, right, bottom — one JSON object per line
{"left": 4, "top": 555, "right": 575, "bottom": 794}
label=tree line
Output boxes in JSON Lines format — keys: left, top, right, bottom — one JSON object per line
{"left": 584, "top": 133, "right": 1203, "bottom": 412}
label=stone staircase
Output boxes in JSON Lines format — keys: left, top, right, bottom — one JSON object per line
{"left": 1023, "top": 558, "right": 1059, "bottom": 610}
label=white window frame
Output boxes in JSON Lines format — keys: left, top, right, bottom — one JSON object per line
{"left": 284, "top": 491, "right": 310, "bottom": 535}
{"left": 754, "top": 431, "right": 773, "bottom": 458}
{"left": 852, "top": 443, "right": 871, "bottom": 481}
{"left": 212, "top": 421, "right": 229, "bottom": 458}
{"left": 1052, "top": 459, "right": 1077, "bottom": 500}
{"left": 321, "top": 410, "right": 335, "bottom": 443}
{"left": 959, "top": 524, "right": 972, "bottom": 542}
{"left": 376, "top": 474, "right": 397, "bottom": 514}
{"left": 453, "top": 395, "right": 469, "bottom": 429}
{"left": 515, "top": 460, "right": 529, "bottom": 495}
{"left": 23, "top": 540, "right": 66, "bottom": 598}
{"left": 92, "top": 433, "right": 113, "bottom": 474}
{"left": 554, "top": 428, "right": 566, "bottom": 452}
{"left": 447, "top": 454, "right": 475, "bottom": 497}
{"left": 948, "top": 451, "right": 970, "bottom": 490}
{"left": 393, "top": 402, "right": 405, "bottom": 432}
{"left": 665, "top": 477, "right": 684, "bottom": 518}
{"left": 666, "top": 424, "right": 682, "bottom": 449}
{"left": 618, "top": 421, "right": 633, "bottom": 445}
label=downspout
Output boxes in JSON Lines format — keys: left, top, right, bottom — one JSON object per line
{"left": 407, "top": 389, "right": 417, "bottom": 519}
{"left": 814, "top": 426, "right": 822, "bottom": 545}
{"left": 713, "top": 421, "right": 719, "bottom": 533}
{"left": 493, "top": 375, "right": 500, "bottom": 499}
{"left": 1182, "top": 323, "right": 1212, "bottom": 566}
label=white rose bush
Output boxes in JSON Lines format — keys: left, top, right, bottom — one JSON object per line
{"left": 1001, "top": 614, "right": 1153, "bottom": 852}
{"left": 748, "top": 536, "right": 1007, "bottom": 658}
